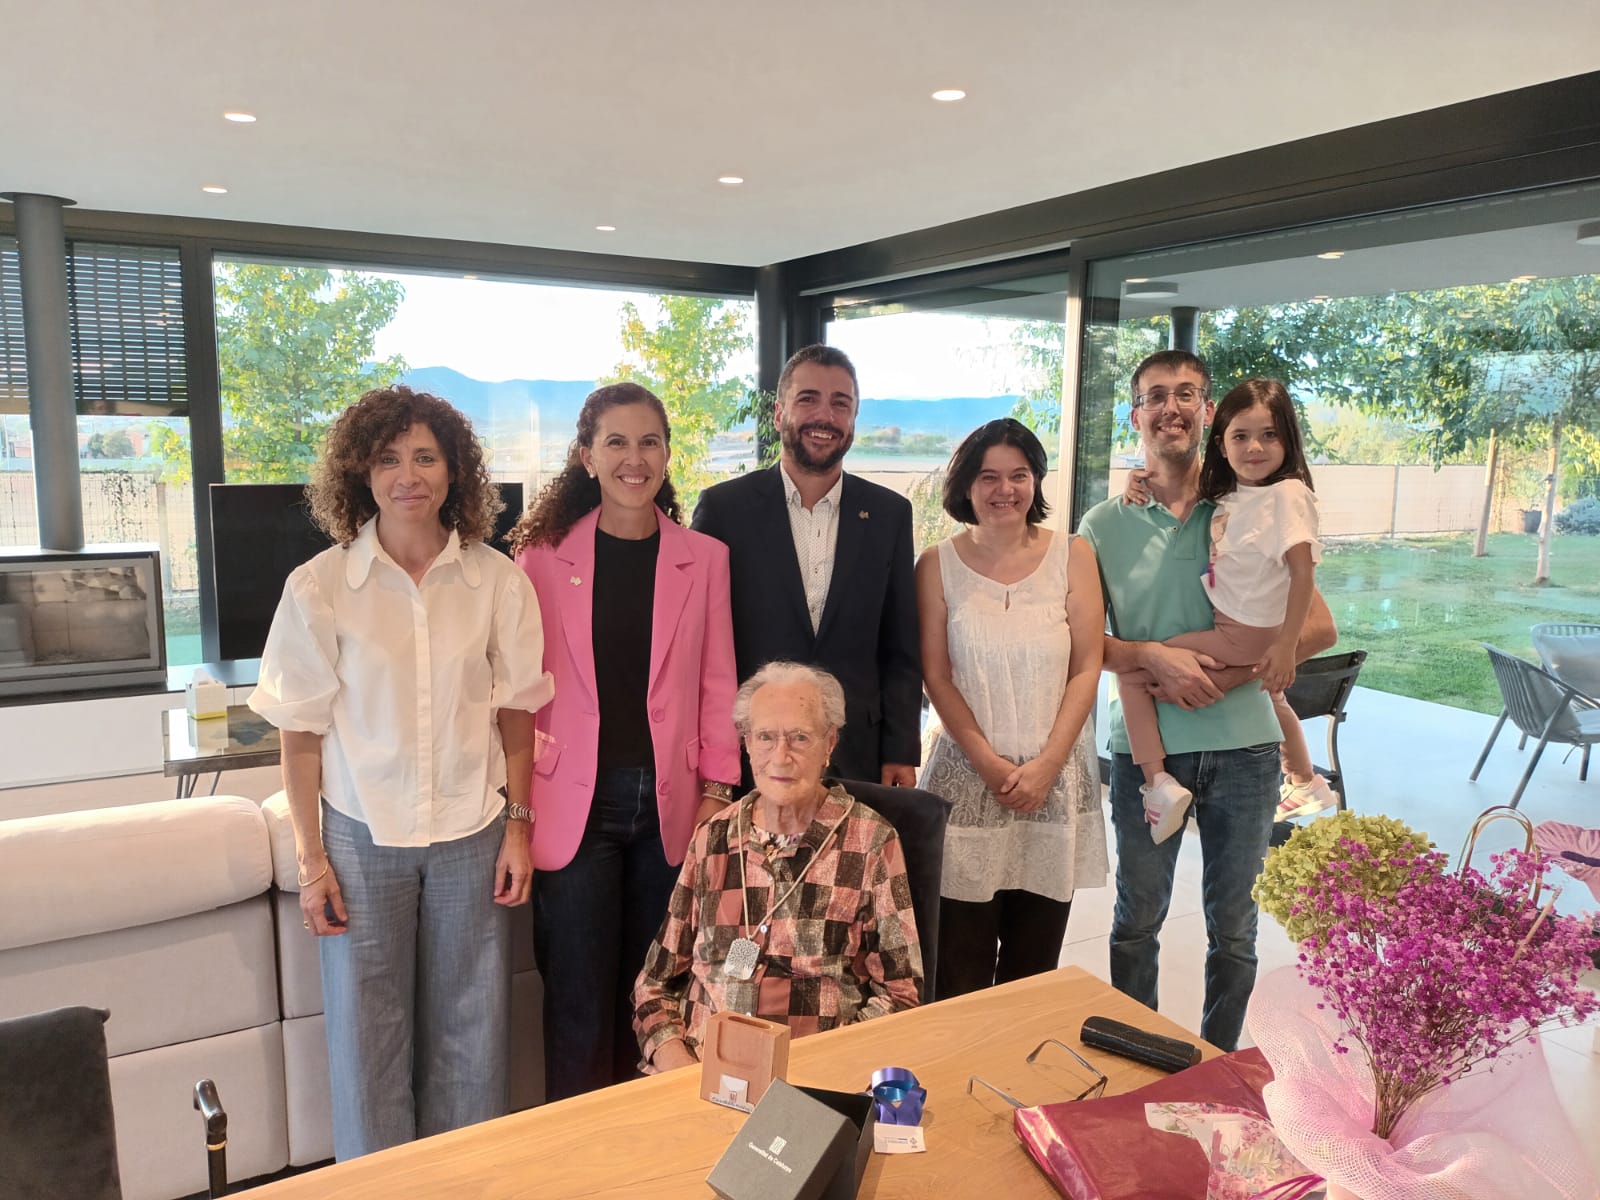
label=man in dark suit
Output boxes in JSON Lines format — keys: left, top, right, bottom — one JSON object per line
{"left": 693, "top": 344, "right": 922, "bottom": 786}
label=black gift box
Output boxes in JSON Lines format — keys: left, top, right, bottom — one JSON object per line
{"left": 706, "top": 1078, "right": 876, "bottom": 1200}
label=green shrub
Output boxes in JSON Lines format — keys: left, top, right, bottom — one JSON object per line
{"left": 1253, "top": 811, "right": 1435, "bottom": 942}
{"left": 1554, "top": 496, "right": 1600, "bottom": 536}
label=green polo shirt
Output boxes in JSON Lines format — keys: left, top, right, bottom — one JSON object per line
{"left": 1078, "top": 494, "right": 1282, "bottom": 755}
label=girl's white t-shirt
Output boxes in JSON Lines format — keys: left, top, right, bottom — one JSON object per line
{"left": 1205, "top": 478, "right": 1321, "bottom": 629}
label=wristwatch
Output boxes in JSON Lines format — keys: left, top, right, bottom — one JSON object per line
{"left": 507, "top": 801, "right": 534, "bottom": 823}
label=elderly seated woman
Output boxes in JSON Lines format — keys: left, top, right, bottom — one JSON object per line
{"left": 632, "top": 661, "right": 923, "bottom": 1072}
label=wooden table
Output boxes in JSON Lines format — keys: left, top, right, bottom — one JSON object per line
{"left": 242, "top": 966, "right": 1217, "bottom": 1199}
{"left": 162, "top": 704, "right": 281, "bottom": 798}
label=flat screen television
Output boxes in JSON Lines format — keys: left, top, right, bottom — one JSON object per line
{"left": 0, "top": 547, "right": 168, "bottom": 699}
{"left": 210, "top": 481, "right": 525, "bottom": 662}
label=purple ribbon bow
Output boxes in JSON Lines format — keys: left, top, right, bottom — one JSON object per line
{"left": 870, "top": 1066, "right": 926, "bottom": 1126}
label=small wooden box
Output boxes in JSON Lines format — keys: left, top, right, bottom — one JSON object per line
{"left": 700, "top": 1011, "right": 791, "bottom": 1112}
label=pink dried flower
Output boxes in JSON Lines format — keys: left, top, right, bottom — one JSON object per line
{"left": 1295, "top": 843, "right": 1600, "bottom": 1140}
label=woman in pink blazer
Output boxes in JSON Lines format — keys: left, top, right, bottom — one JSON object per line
{"left": 508, "top": 381, "right": 740, "bottom": 1100}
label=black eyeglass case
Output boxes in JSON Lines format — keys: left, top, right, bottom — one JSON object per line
{"left": 1080, "top": 1015, "right": 1201, "bottom": 1073}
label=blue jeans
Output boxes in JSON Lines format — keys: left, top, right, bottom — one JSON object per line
{"left": 533, "top": 767, "right": 680, "bottom": 1101}
{"left": 1108, "top": 745, "right": 1279, "bottom": 1051}
{"left": 318, "top": 803, "right": 511, "bottom": 1160}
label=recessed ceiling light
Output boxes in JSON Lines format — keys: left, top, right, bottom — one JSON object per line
{"left": 1124, "top": 277, "right": 1150, "bottom": 284}
{"left": 1317, "top": 250, "right": 1345, "bottom": 260}
{"left": 931, "top": 88, "right": 966, "bottom": 102}
{"left": 1124, "top": 281, "right": 1179, "bottom": 300}
{"left": 201, "top": 185, "right": 228, "bottom": 194}
{"left": 1576, "top": 221, "right": 1600, "bottom": 246}
{"left": 595, "top": 225, "right": 616, "bottom": 232}
{"left": 717, "top": 175, "right": 744, "bottom": 186}
{"left": 223, "top": 111, "right": 256, "bottom": 123}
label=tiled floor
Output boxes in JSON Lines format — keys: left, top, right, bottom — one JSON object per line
{"left": 1063, "top": 684, "right": 1600, "bottom": 1174}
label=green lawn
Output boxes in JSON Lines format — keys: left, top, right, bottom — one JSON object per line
{"left": 1318, "top": 532, "right": 1600, "bottom": 714}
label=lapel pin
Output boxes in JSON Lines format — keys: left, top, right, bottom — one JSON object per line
{"left": 570, "top": 575, "right": 582, "bottom": 586}
{"left": 858, "top": 510, "right": 870, "bottom": 520}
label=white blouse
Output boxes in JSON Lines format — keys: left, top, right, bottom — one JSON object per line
{"left": 250, "top": 518, "right": 555, "bottom": 848}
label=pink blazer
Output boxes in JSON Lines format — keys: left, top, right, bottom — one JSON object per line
{"left": 516, "top": 508, "right": 741, "bottom": 870}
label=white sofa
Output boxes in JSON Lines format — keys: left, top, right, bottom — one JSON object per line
{"left": 0, "top": 792, "right": 546, "bottom": 1200}
{"left": 0, "top": 796, "right": 287, "bottom": 1200}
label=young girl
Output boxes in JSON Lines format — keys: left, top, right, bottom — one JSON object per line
{"left": 1121, "top": 377, "right": 1336, "bottom": 842}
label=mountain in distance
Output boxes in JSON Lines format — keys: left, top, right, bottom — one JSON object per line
{"left": 399, "top": 366, "right": 594, "bottom": 433}
{"left": 858, "top": 394, "right": 1020, "bottom": 435}
{"left": 398, "top": 365, "right": 1018, "bottom": 437}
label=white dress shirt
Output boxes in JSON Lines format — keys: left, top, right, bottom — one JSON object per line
{"left": 250, "top": 518, "right": 555, "bottom": 848}
{"left": 780, "top": 465, "right": 844, "bottom": 634}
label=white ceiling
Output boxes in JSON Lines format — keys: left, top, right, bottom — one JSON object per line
{"left": 4, "top": 1, "right": 1600, "bottom": 268}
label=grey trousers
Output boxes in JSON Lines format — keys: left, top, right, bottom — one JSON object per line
{"left": 318, "top": 803, "right": 511, "bottom": 1160}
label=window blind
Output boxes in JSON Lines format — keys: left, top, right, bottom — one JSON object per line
{"left": 0, "top": 237, "right": 25, "bottom": 414}
{"left": 67, "top": 242, "right": 188, "bottom": 415}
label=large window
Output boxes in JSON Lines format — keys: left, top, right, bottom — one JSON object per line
{"left": 1077, "top": 185, "right": 1600, "bottom": 713}
{"left": 825, "top": 264, "right": 1070, "bottom": 552}
{"left": 0, "top": 236, "right": 35, "bottom": 550}
{"left": 210, "top": 259, "right": 756, "bottom": 511}
{"left": 0, "top": 238, "right": 199, "bottom": 662}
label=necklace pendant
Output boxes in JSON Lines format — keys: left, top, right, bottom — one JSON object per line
{"left": 725, "top": 936, "right": 761, "bottom": 981}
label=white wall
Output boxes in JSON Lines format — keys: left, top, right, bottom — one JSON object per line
{"left": 0, "top": 685, "right": 256, "bottom": 791}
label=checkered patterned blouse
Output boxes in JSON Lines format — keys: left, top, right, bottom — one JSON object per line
{"left": 632, "top": 785, "right": 923, "bottom": 1067}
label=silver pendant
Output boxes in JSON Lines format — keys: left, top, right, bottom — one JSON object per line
{"left": 725, "top": 936, "right": 761, "bottom": 981}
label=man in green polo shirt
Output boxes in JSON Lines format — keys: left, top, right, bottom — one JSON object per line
{"left": 1078, "top": 349, "right": 1334, "bottom": 1051}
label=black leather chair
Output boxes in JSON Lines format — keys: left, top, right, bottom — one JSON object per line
{"left": 834, "top": 778, "right": 952, "bottom": 1003}
{"left": 0, "top": 1006, "right": 121, "bottom": 1200}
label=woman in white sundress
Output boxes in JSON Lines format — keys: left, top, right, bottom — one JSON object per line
{"left": 916, "top": 418, "right": 1107, "bottom": 999}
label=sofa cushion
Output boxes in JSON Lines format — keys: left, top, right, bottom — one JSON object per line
{"left": 0, "top": 796, "right": 272, "bottom": 951}
{"left": 275, "top": 889, "right": 324, "bottom": 1020}
{"left": 108, "top": 1023, "right": 287, "bottom": 1200}
{"left": 261, "top": 790, "right": 304, "bottom": 892}
{"left": 0, "top": 897, "right": 278, "bottom": 1056}
{"left": 281, "top": 1014, "right": 333, "bottom": 1167}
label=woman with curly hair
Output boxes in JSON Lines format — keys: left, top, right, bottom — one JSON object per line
{"left": 508, "top": 380, "right": 739, "bottom": 1100}
{"left": 250, "top": 385, "right": 553, "bottom": 1159}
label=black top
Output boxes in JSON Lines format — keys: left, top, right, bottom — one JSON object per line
{"left": 593, "top": 526, "right": 659, "bottom": 771}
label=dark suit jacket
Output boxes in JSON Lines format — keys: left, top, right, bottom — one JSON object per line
{"left": 692, "top": 465, "right": 922, "bottom": 782}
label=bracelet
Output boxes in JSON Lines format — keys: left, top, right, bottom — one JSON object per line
{"left": 701, "top": 781, "right": 734, "bottom": 803}
{"left": 507, "top": 801, "right": 534, "bottom": 823}
{"left": 297, "top": 861, "right": 329, "bottom": 888}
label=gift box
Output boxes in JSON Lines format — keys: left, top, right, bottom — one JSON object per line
{"left": 701, "top": 1010, "right": 791, "bottom": 1112}
{"left": 707, "top": 1078, "right": 875, "bottom": 1200}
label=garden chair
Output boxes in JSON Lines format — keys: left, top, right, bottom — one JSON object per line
{"left": 1268, "top": 649, "right": 1366, "bottom": 847}
{"left": 1281, "top": 649, "right": 1366, "bottom": 811}
{"left": 1469, "top": 644, "right": 1600, "bottom": 808}
{"left": 1530, "top": 622, "right": 1600, "bottom": 699}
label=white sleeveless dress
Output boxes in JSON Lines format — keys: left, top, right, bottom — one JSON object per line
{"left": 918, "top": 532, "right": 1107, "bottom": 904}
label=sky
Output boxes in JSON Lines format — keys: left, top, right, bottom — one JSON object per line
{"left": 364, "top": 269, "right": 1047, "bottom": 398}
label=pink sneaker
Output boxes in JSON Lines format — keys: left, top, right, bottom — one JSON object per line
{"left": 1276, "top": 774, "right": 1338, "bottom": 821}
{"left": 1142, "top": 774, "right": 1193, "bottom": 845}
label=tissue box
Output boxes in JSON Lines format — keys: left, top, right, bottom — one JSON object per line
{"left": 186, "top": 673, "right": 227, "bottom": 720}
{"left": 706, "top": 1079, "right": 875, "bottom": 1200}
{"left": 701, "top": 1011, "right": 791, "bottom": 1112}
